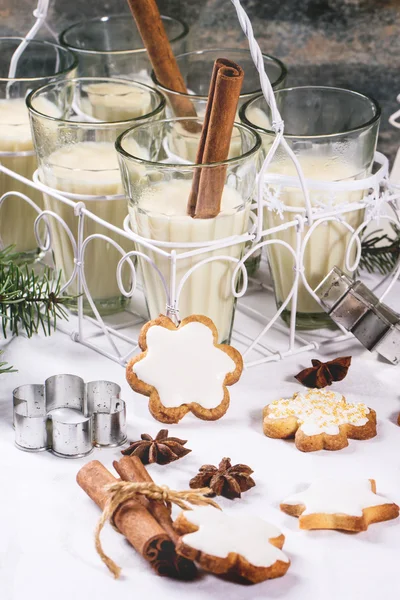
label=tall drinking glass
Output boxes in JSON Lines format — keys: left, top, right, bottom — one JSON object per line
{"left": 240, "top": 86, "right": 380, "bottom": 329}
{"left": 0, "top": 38, "right": 77, "bottom": 262}
{"left": 60, "top": 14, "right": 188, "bottom": 81}
{"left": 152, "top": 48, "right": 286, "bottom": 161}
{"left": 27, "top": 77, "right": 165, "bottom": 315}
{"left": 152, "top": 49, "right": 286, "bottom": 118}
{"left": 116, "top": 117, "right": 261, "bottom": 343}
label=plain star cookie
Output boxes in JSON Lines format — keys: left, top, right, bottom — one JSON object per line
{"left": 126, "top": 315, "right": 243, "bottom": 423}
{"left": 280, "top": 479, "right": 399, "bottom": 531}
{"left": 263, "top": 388, "right": 376, "bottom": 452}
{"left": 174, "top": 506, "right": 290, "bottom": 583}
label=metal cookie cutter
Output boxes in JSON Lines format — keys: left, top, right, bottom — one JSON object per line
{"left": 315, "top": 267, "right": 400, "bottom": 365}
{"left": 13, "top": 374, "right": 127, "bottom": 458}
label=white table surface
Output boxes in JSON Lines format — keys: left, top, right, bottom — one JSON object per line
{"left": 2, "top": 291, "right": 400, "bottom": 600}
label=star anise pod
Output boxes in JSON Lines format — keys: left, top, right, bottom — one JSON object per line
{"left": 295, "top": 356, "right": 352, "bottom": 388}
{"left": 189, "top": 457, "right": 255, "bottom": 500}
{"left": 121, "top": 429, "right": 191, "bottom": 465}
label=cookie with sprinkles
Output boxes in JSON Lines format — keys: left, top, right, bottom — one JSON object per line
{"left": 263, "top": 388, "right": 376, "bottom": 452}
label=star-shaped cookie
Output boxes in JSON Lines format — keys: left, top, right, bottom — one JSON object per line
{"left": 126, "top": 315, "right": 243, "bottom": 423}
{"left": 263, "top": 388, "right": 377, "bottom": 451}
{"left": 281, "top": 479, "right": 399, "bottom": 531}
{"left": 174, "top": 506, "right": 290, "bottom": 583}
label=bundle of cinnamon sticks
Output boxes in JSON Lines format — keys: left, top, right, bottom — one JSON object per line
{"left": 126, "top": 0, "right": 245, "bottom": 219}
{"left": 77, "top": 456, "right": 197, "bottom": 579}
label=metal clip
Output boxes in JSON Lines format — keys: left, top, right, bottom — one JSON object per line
{"left": 314, "top": 267, "right": 400, "bottom": 365}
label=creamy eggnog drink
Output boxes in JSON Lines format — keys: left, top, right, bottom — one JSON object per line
{"left": 240, "top": 87, "right": 380, "bottom": 329}
{"left": 81, "top": 82, "right": 153, "bottom": 122}
{"left": 0, "top": 99, "right": 42, "bottom": 255}
{"left": 129, "top": 180, "right": 250, "bottom": 342}
{"left": 265, "top": 155, "right": 368, "bottom": 317}
{"left": 0, "top": 38, "right": 77, "bottom": 260}
{"left": 27, "top": 77, "right": 165, "bottom": 315}
{"left": 117, "top": 118, "right": 261, "bottom": 344}
{"left": 41, "top": 141, "right": 129, "bottom": 309}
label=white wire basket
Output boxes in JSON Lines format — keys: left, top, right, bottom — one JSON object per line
{"left": 0, "top": 148, "right": 398, "bottom": 369}
{"left": 1, "top": 0, "right": 400, "bottom": 369}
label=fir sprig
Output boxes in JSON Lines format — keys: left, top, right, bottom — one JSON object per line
{"left": 360, "top": 224, "right": 400, "bottom": 275}
{"left": 0, "top": 263, "right": 72, "bottom": 338}
{"left": 0, "top": 246, "right": 73, "bottom": 373}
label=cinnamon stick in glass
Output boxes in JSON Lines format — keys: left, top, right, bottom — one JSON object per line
{"left": 113, "top": 456, "right": 198, "bottom": 580}
{"left": 77, "top": 460, "right": 177, "bottom": 577}
{"left": 126, "top": 0, "right": 197, "bottom": 121}
{"left": 187, "top": 58, "right": 244, "bottom": 219}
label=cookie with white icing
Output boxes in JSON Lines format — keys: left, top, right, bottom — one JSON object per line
{"left": 281, "top": 479, "right": 399, "bottom": 531}
{"left": 263, "top": 388, "right": 376, "bottom": 452}
{"left": 174, "top": 506, "right": 290, "bottom": 583}
{"left": 126, "top": 315, "right": 243, "bottom": 423}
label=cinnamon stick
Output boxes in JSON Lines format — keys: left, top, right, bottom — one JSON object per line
{"left": 77, "top": 460, "right": 178, "bottom": 577}
{"left": 187, "top": 58, "right": 244, "bottom": 219}
{"left": 126, "top": 0, "right": 197, "bottom": 121}
{"left": 114, "top": 456, "right": 177, "bottom": 543}
{"left": 113, "top": 456, "right": 198, "bottom": 580}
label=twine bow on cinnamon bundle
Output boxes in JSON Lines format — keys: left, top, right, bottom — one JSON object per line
{"left": 96, "top": 481, "right": 220, "bottom": 579}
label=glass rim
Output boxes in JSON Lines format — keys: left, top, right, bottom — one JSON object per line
{"left": 47, "top": 159, "right": 121, "bottom": 174}
{"left": 239, "top": 85, "right": 381, "bottom": 139}
{"left": 115, "top": 116, "right": 262, "bottom": 168}
{"left": 59, "top": 13, "right": 189, "bottom": 56}
{"left": 26, "top": 76, "right": 166, "bottom": 126}
{"left": 151, "top": 48, "right": 287, "bottom": 99}
{"left": 0, "top": 37, "right": 78, "bottom": 83}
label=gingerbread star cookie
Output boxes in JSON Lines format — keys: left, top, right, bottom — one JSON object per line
{"left": 263, "top": 388, "right": 376, "bottom": 452}
{"left": 126, "top": 315, "right": 243, "bottom": 423}
{"left": 174, "top": 506, "right": 290, "bottom": 583}
{"left": 281, "top": 479, "right": 399, "bottom": 532}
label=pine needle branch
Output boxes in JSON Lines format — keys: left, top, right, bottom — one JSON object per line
{"left": 0, "top": 246, "right": 74, "bottom": 340}
{"left": 360, "top": 223, "right": 400, "bottom": 275}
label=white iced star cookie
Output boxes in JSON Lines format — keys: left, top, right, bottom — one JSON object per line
{"left": 126, "top": 315, "right": 243, "bottom": 423}
{"left": 281, "top": 479, "right": 399, "bottom": 531}
{"left": 174, "top": 506, "right": 290, "bottom": 584}
{"left": 263, "top": 388, "right": 377, "bottom": 452}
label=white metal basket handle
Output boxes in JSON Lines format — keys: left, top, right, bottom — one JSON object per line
{"left": 230, "top": 0, "right": 313, "bottom": 230}
{"left": 7, "top": 0, "right": 58, "bottom": 83}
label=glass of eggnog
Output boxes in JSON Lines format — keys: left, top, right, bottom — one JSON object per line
{"left": 152, "top": 49, "right": 287, "bottom": 123}
{"left": 27, "top": 77, "right": 165, "bottom": 316}
{"left": 116, "top": 117, "right": 261, "bottom": 344}
{"left": 152, "top": 49, "right": 286, "bottom": 278}
{"left": 0, "top": 37, "right": 77, "bottom": 262}
{"left": 240, "top": 86, "right": 380, "bottom": 329}
{"left": 60, "top": 14, "right": 188, "bottom": 82}
{"left": 152, "top": 49, "right": 286, "bottom": 161}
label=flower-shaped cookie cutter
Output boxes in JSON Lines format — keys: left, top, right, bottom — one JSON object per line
{"left": 13, "top": 374, "right": 127, "bottom": 458}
